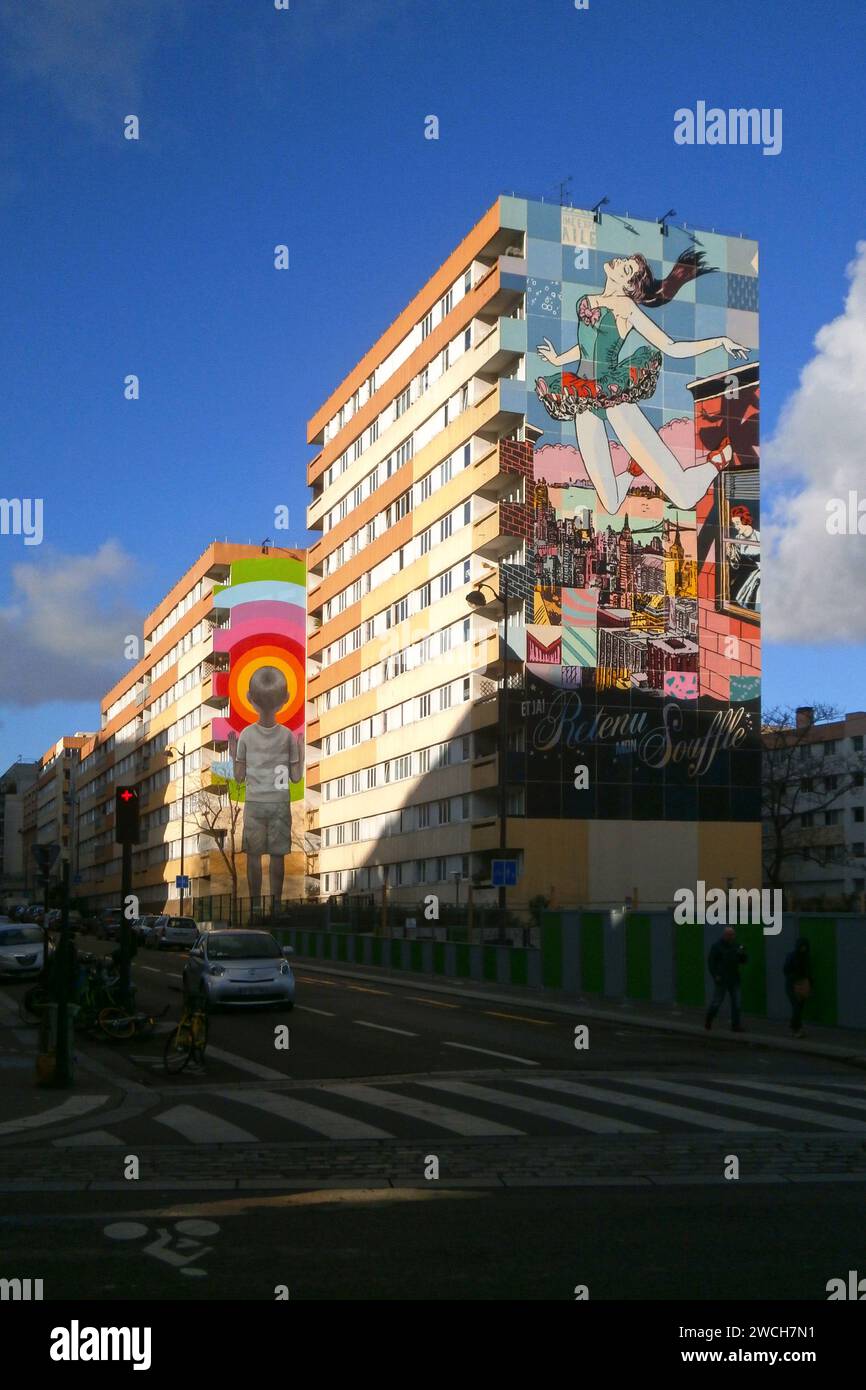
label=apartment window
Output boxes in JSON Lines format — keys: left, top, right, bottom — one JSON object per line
{"left": 800, "top": 776, "right": 813, "bottom": 792}
{"left": 823, "top": 740, "right": 837, "bottom": 756}
{"left": 418, "top": 692, "right": 431, "bottom": 719}
{"left": 440, "top": 289, "right": 453, "bottom": 319}
{"left": 464, "top": 328, "right": 472, "bottom": 351}
{"left": 418, "top": 747, "right": 430, "bottom": 773}
{"left": 440, "top": 514, "right": 452, "bottom": 542}
{"left": 437, "top": 857, "right": 448, "bottom": 882}
{"left": 439, "top": 571, "right": 452, "bottom": 598}
{"left": 855, "top": 774, "right": 865, "bottom": 788}
{"left": 824, "top": 810, "right": 841, "bottom": 826}
{"left": 419, "top": 582, "right": 432, "bottom": 609}
{"left": 438, "top": 799, "right": 451, "bottom": 824}
{"left": 853, "top": 844, "right": 865, "bottom": 858}
{"left": 824, "top": 775, "right": 838, "bottom": 791}
{"left": 396, "top": 387, "right": 411, "bottom": 419}
{"left": 395, "top": 490, "right": 412, "bottom": 520}
{"left": 420, "top": 529, "right": 432, "bottom": 555}
{"left": 421, "top": 311, "right": 433, "bottom": 340}
{"left": 464, "top": 270, "right": 472, "bottom": 294}
{"left": 800, "top": 812, "right": 814, "bottom": 828}
{"left": 415, "top": 860, "right": 426, "bottom": 885}
{"left": 440, "top": 684, "right": 452, "bottom": 711}
{"left": 853, "top": 807, "right": 865, "bottom": 823}
{"left": 853, "top": 736, "right": 864, "bottom": 752}
{"left": 353, "top": 438, "right": 363, "bottom": 462}
{"left": 419, "top": 472, "right": 433, "bottom": 502}
{"left": 417, "top": 803, "right": 430, "bottom": 829}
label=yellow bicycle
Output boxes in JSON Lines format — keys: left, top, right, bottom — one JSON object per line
{"left": 163, "top": 1000, "right": 208, "bottom": 1073}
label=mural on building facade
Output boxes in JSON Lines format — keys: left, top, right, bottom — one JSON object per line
{"left": 505, "top": 203, "right": 760, "bottom": 820}
{"left": 210, "top": 555, "right": 306, "bottom": 898}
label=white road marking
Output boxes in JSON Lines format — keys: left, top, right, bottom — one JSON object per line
{"left": 422, "top": 1079, "right": 650, "bottom": 1134}
{"left": 353, "top": 1020, "right": 417, "bottom": 1037}
{"left": 204, "top": 1045, "right": 289, "bottom": 1080}
{"left": 630, "top": 1078, "right": 866, "bottom": 1132}
{"left": 295, "top": 1006, "right": 335, "bottom": 1018}
{"left": 522, "top": 1077, "right": 768, "bottom": 1132}
{"left": 54, "top": 1129, "right": 124, "bottom": 1147}
{"left": 139, "top": 966, "right": 162, "bottom": 973}
{"left": 324, "top": 1082, "right": 524, "bottom": 1136}
{"left": 0, "top": 1094, "right": 109, "bottom": 1136}
{"left": 155, "top": 1104, "right": 258, "bottom": 1143}
{"left": 720, "top": 1078, "right": 866, "bottom": 1113}
{"left": 230, "top": 1089, "right": 392, "bottom": 1139}
{"left": 442, "top": 1041, "right": 538, "bottom": 1066}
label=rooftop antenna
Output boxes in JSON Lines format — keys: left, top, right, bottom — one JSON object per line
{"left": 590, "top": 195, "right": 609, "bottom": 223}
{"left": 555, "top": 176, "right": 573, "bottom": 206}
{"left": 658, "top": 208, "right": 676, "bottom": 237}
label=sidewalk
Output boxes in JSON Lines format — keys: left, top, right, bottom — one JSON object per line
{"left": 0, "top": 992, "right": 130, "bottom": 1141}
{"left": 290, "top": 955, "right": 866, "bottom": 1068}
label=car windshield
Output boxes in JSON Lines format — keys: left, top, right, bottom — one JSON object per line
{"left": 207, "top": 934, "right": 281, "bottom": 961}
{"left": 0, "top": 927, "right": 43, "bottom": 945}
{"left": 171, "top": 919, "right": 197, "bottom": 930}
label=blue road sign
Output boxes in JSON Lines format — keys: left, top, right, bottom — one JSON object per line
{"left": 491, "top": 859, "right": 518, "bottom": 888}
{"left": 175, "top": 875, "right": 190, "bottom": 889}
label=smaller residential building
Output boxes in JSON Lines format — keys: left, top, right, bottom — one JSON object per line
{"left": 0, "top": 759, "right": 39, "bottom": 903}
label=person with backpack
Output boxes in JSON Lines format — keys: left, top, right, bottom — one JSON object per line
{"left": 783, "top": 937, "right": 812, "bottom": 1039}
{"left": 704, "top": 925, "right": 748, "bottom": 1032}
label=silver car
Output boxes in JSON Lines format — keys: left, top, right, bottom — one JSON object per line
{"left": 183, "top": 930, "right": 295, "bottom": 1009}
{"left": 0, "top": 922, "right": 49, "bottom": 979}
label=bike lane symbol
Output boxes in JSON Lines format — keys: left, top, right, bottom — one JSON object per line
{"left": 104, "top": 1219, "right": 221, "bottom": 1277}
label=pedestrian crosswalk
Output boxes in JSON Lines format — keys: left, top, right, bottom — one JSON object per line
{"left": 49, "top": 1071, "right": 866, "bottom": 1147}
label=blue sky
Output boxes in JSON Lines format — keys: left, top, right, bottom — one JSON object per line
{"left": 2, "top": 0, "right": 866, "bottom": 770}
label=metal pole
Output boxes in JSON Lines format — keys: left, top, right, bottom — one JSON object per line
{"left": 498, "top": 565, "right": 509, "bottom": 943}
{"left": 178, "top": 747, "right": 186, "bottom": 919}
{"left": 119, "top": 839, "right": 133, "bottom": 1008}
{"left": 53, "top": 859, "right": 72, "bottom": 1087}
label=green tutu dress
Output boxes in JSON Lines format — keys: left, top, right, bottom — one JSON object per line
{"left": 536, "top": 296, "right": 662, "bottom": 421}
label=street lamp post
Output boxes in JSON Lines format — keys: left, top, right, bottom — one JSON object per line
{"left": 167, "top": 745, "right": 187, "bottom": 917}
{"left": 466, "top": 567, "right": 511, "bottom": 944}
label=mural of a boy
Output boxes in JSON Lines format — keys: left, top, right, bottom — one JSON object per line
{"left": 228, "top": 665, "right": 304, "bottom": 906}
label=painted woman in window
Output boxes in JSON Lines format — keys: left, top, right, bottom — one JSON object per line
{"left": 726, "top": 504, "right": 760, "bottom": 612}
{"left": 535, "top": 252, "right": 748, "bottom": 512}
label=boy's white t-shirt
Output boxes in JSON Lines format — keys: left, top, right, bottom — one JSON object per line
{"left": 237, "top": 723, "right": 295, "bottom": 804}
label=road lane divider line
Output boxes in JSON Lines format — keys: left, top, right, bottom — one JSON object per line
{"left": 295, "top": 1006, "right": 336, "bottom": 1018}
{"left": 407, "top": 997, "right": 460, "bottom": 1009}
{"left": 353, "top": 1021, "right": 417, "bottom": 1037}
{"left": 483, "top": 1011, "right": 555, "bottom": 1027}
{"left": 346, "top": 985, "right": 391, "bottom": 996}
{"left": 442, "top": 1042, "right": 539, "bottom": 1066}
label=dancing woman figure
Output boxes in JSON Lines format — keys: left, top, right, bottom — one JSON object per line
{"left": 536, "top": 252, "right": 748, "bottom": 513}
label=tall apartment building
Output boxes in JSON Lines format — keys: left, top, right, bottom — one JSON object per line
{"left": 75, "top": 542, "right": 308, "bottom": 915}
{"left": 307, "top": 195, "right": 762, "bottom": 909}
{"left": 0, "top": 758, "right": 39, "bottom": 902}
{"left": 763, "top": 707, "right": 866, "bottom": 909}
{"left": 20, "top": 738, "right": 88, "bottom": 896}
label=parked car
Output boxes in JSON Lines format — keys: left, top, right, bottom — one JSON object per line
{"left": 0, "top": 922, "right": 52, "bottom": 979}
{"left": 148, "top": 915, "right": 199, "bottom": 951}
{"left": 183, "top": 929, "right": 295, "bottom": 1008}
{"left": 132, "top": 914, "right": 159, "bottom": 944}
{"left": 96, "top": 908, "right": 125, "bottom": 941}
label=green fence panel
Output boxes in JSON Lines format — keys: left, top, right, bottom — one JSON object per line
{"left": 433, "top": 942, "right": 446, "bottom": 975}
{"left": 625, "top": 914, "right": 652, "bottom": 1001}
{"left": 410, "top": 941, "right": 424, "bottom": 972}
{"left": 322, "top": 933, "right": 332, "bottom": 960}
{"left": 371, "top": 938, "right": 383, "bottom": 967}
{"left": 482, "top": 946, "right": 497, "bottom": 982}
{"left": 736, "top": 922, "right": 767, "bottom": 1017}
{"left": 336, "top": 934, "right": 348, "bottom": 962}
{"left": 541, "top": 916, "right": 563, "bottom": 989}
{"left": 389, "top": 940, "right": 402, "bottom": 969}
{"left": 510, "top": 948, "right": 528, "bottom": 987}
{"left": 796, "top": 916, "right": 838, "bottom": 1026}
{"left": 455, "top": 944, "right": 471, "bottom": 978}
{"left": 580, "top": 913, "right": 605, "bottom": 994}
{"left": 674, "top": 922, "right": 705, "bottom": 1006}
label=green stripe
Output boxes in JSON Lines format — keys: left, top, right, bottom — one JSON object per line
{"left": 455, "top": 944, "right": 471, "bottom": 979}
{"left": 736, "top": 923, "right": 766, "bottom": 1015}
{"left": 797, "top": 916, "right": 838, "bottom": 1026}
{"left": 625, "top": 914, "right": 652, "bottom": 1000}
{"left": 541, "top": 916, "right": 563, "bottom": 988}
{"left": 215, "top": 555, "right": 306, "bottom": 590}
{"left": 389, "top": 940, "right": 402, "bottom": 969}
{"left": 410, "top": 942, "right": 423, "bottom": 972}
{"left": 371, "top": 938, "right": 382, "bottom": 967}
{"left": 433, "top": 943, "right": 446, "bottom": 975}
{"left": 483, "top": 946, "right": 497, "bottom": 982}
{"left": 336, "top": 934, "right": 348, "bottom": 962}
{"left": 580, "top": 913, "right": 605, "bottom": 994}
{"left": 675, "top": 922, "right": 705, "bottom": 1006}
{"left": 510, "top": 949, "right": 528, "bottom": 987}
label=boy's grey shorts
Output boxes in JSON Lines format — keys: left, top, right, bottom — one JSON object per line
{"left": 242, "top": 802, "right": 291, "bottom": 856}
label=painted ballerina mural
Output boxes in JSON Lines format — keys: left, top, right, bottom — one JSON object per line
{"left": 535, "top": 251, "right": 749, "bottom": 513}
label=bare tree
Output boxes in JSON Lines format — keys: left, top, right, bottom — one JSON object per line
{"left": 292, "top": 804, "right": 320, "bottom": 898}
{"left": 762, "top": 704, "right": 866, "bottom": 895}
{"left": 186, "top": 768, "right": 244, "bottom": 922}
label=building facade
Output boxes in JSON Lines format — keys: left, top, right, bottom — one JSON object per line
{"left": 307, "top": 195, "right": 761, "bottom": 909}
{"left": 0, "top": 758, "right": 39, "bottom": 903}
{"left": 75, "top": 542, "right": 309, "bottom": 916}
{"left": 763, "top": 707, "right": 866, "bottom": 909}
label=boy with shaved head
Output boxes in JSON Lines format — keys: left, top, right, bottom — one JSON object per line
{"left": 229, "top": 665, "right": 304, "bottom": 907}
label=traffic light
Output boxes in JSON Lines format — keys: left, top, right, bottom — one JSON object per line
{"left": 115, "top": 786, "right": 141, "bottom": 844}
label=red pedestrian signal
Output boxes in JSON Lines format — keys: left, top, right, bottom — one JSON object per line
{"left": 115, "top": 786, "right": 141, "bottom": 844}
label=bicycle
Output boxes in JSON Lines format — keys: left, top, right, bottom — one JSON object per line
{"left": 98, "top": 1002, "right": 169, "bottom": 1042}
{"left": 163, "top": 999, "right": 208, "bottom": 1073}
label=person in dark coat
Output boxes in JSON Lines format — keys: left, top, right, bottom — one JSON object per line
{"left": 704, "top": 926, "right": 748, "bottom": 1032}
{"left": 783, "top": 937, "right": 812, "bottom": 1038}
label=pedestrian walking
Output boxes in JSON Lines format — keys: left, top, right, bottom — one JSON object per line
{"left": 704, "top": 925, "right": 748, "bottom": 1032}
{"left": 783, "top": 936, "right": 812, "bottom": 1038}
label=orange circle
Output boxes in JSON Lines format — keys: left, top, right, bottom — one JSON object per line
{"left": 229, "top": 646, "right": 304, "bottom": 726}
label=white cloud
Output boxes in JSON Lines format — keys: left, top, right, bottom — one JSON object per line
{"left": 0, "top": 542, "right": 142, "bottom": 705}
{"left": 0, "top": 0, "right": 183, "bottom": 136}
{"left": 764, "top": 241, "right": 866, "bottom": 642}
